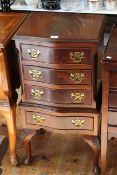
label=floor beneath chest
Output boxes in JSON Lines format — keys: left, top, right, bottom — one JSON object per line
{"left": 0, "top": 125, "right": 117, "bottom": 175}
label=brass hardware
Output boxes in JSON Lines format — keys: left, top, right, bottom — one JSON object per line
{"left": 27, "top": 48, "right": 40, "bottom": 59}
{"left": 70, "top": 73, "right": 85, "bottom": 84}
{"left": 70, "top": 52, "right": 85, "bottom": 63}
{"left": 71, "top": 93, "right": 85, "bottom": 103}
{"left": 29, "top": 69, "right": 42, "bottom": 79}
{"left": 31, "top": 89, "right": 43, "bottom": 99}
{"left": 33, "top": 115, "right": 44, "bottom": 124}
{"left": 72, "top": 119, "right": 85, "bottom": 127}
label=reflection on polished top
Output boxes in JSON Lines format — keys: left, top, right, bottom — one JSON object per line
{"left": 0, "top": 12, "right": 28, "bottom": 48}
{"left": 15, "top": 12, "right": 106, "bottom": 43}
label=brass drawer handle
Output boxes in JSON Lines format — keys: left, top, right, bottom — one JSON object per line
{"left": 27, "top": 48, "right": 40, "bottom": 59}
{"left": 71, "top": 93, "right": 85, "bottom": 103}
{"left": 33, "top": 114, "right": 44, "bottom": 124}
{"left": 31, "top": 89, "right": 43, "bottom": 99}
{"left": 70, "top": 52, "right": 85, "bottom": 63}
{"left": 70, "top": 73, "right": 85, "bottom": 84}
{"left": 72, "top": 119, "right": 85, "bottom": 127}
{"left": 29, "top": 69, "right": 42, "bottom": 79}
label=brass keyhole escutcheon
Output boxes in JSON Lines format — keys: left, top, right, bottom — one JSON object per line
{"left": 71, "top": 93, "right": 85, "bottom": 103}
{"left": 31, "top": 89, "right": 43, "bottom": 99}
{"left": 28, "top": 48, "right": 40, "bottom": 59}
{"left": 29, "top": 69, "right": 42, "bottom": 79}
{"left": 72, "top": 119, "right": 85, "bottom": 127}
{"left": 70, "top": 52, "right": 85, "bottom": 63}
{"left": 32, "top": 115, "right": 44, "bottom": 124}
{"left": 70, "top": 73, "right": 85, "bottom": 84}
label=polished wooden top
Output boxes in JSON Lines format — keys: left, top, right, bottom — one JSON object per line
{"left": 15, "top": 12, "right": 106, "bottom": 43}
{"left": 0, "top": 12, "right": 28, "bottom": 48}
{"left": 103, "top": 25, "right": 117, "bottom": 62}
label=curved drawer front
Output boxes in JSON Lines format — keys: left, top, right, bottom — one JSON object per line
{"left": 24, "top": 85, "right": 92, "bottom": 105}
{"left": 21, "top": 44, "right": 91, "bottom": 64}
{"left": 25, "top": 111, "right": 94, "bottom": 130}
{"left": 23, "top": 65, "right": 92, "bottom": 85}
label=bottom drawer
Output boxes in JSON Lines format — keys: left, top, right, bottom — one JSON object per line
{"left": 21, "top": 106, "right": 99, "bottom": 135}
{"left": 26, "top": 112, "right": 93, "bottom": 130}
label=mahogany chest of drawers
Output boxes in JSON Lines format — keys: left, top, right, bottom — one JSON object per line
{"left": 14, "top": 12, "right": 106, "bottom": 173}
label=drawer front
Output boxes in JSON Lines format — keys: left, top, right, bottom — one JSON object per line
{"left": 108, "top": 111, "right": 117, "bottom": 125}
{"left": 109, "top": 72, "right": 117, "bottom": 88}
{"left": 109, "top": 91, "right": 117, "bottom": 108}
{"left": 25, "top": 111, "right": 94, "bottom": 130}
{"left": 110, "top": 63, "right": 117, "bottom": 88}
{"left": 21, "top": 44, "right": 91, "bottom": 64}
{"left": 24, "top": 85, "right": 92, "bottom": 105}
{"left": 23, "top": 65, "right": 92, "bottom": 85}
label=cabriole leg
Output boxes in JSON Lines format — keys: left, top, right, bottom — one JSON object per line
{"left": 83, "top": 135, "right": 100, "bottom": 174}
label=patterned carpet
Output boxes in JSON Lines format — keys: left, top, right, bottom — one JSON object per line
{"left": 1, "top": 125, "right": 117, "bottom": 175}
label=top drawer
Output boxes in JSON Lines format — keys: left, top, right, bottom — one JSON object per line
{"left": 21, "top": 44, "right": 92, "bottom": 64}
